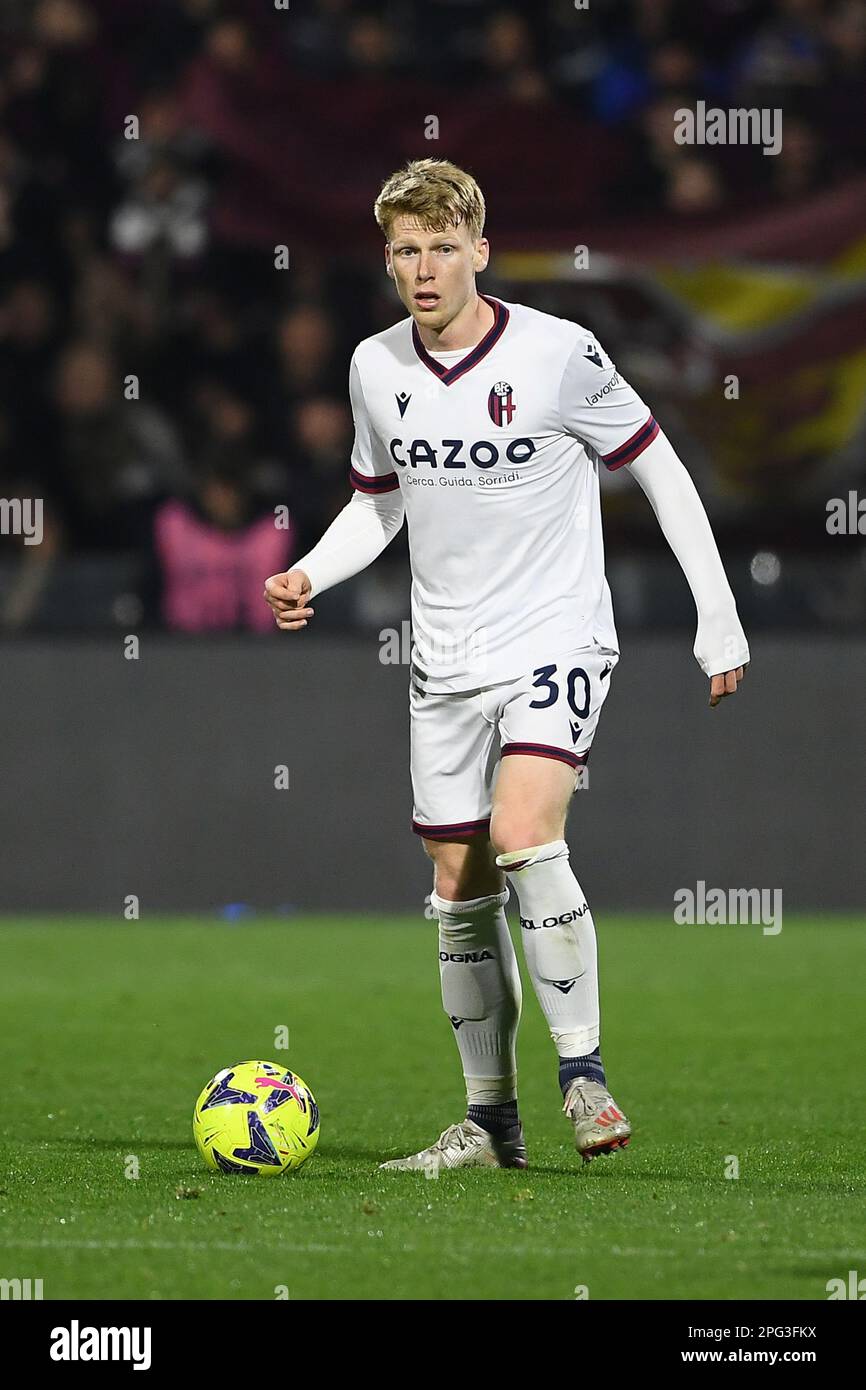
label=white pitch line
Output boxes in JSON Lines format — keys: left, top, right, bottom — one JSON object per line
{"left": 2, "top": 1237, "right": 354, "bottom": 1255}
{"left": 4, "top": 1237, "right": 863, "bottom": 1265}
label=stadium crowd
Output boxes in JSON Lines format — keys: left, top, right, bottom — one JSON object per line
{"left": 1, "top": 0, "right": 864, "bottom": 630}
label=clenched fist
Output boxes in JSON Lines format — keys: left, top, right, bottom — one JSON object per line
{"left": 263, "top": 569, "right": 314, "bottom": 631}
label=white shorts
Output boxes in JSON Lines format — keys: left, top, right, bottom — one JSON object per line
{"left": 410, "top": 643, "right": 619, "bottom": 839}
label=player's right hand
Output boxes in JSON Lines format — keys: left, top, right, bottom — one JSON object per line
{"left": 263, "top": 569, "right": 314, "bottom": 631}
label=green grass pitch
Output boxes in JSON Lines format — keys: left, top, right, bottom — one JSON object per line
{"left": 1, "top": 914, "right": 864, "bottom": 1301}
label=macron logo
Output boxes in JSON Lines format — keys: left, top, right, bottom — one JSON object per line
{"left": 396, "top": 391, "right": 412, "bottom": 418}
{"left": 50, "top": 1321, "right": 152, "bottom": 1371}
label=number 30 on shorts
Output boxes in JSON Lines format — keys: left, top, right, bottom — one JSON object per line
{"left": 528, "top": 664, "right": 591, "bottom": 719}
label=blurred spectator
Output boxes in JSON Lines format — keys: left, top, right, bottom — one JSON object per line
{"left": 184, "top": 380, "right": 286, "bottom": 507}
{"left": 153, "top": 466, "right": 294, "bottom": 633}
{"left": 735, "top": 0, "right": 827, "bottom": 97}
{"left": 344, "top": 13, "right": 402, "bottom": 77}
{"left": 1, "top": 277, "right": 62, "bottom": 468}
{"left": 204, "top": 13, "right": 259, "bottom": 75}
{"left": 275, "top": 303, "right": 340, "bottom": 397}
{"left": 70, "top": 253, "right": 157, "bottom": 350}
{"left": 15, "top": 1, "right": 118, "bottom": 204}
{"left": 477, "top": 9, "right": 550, "bottom": 103}
{"left": 0, "top": 351, "right": 61, "bottom": 630}
{"left": 768, "top": 113, "right": 825, "bottom": 198}
{"left": 821, "top": 0, "right": 866, "bottom": 169}
{"left": 112, "top": 87, "right": 210, "bottom": 187}
{"left": 614, "top": 91, "right": 727, "bottom": 215}
{"left": 290, "top": 395, "right": 354, "bottom": 550}
{"left": 261, "top": 304, "right": 344, "bottom": 450}
{"left": 32, "top": 0, "right": 96, "bottom": 46}
{"left": 50, "top": 340, "right": 185, "bottom": 550}
{"left": 166, "top": 287, "right": 264, "bottom": 411}
{"left": 283, "top": 0, "right": 353, "bottom": 75}
{"left": 110, "top": 152, "right": 208, "bottom": 261}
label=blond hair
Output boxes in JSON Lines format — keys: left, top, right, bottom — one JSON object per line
{"left": 374, "top": 159, "right": 486, "bottom": 243}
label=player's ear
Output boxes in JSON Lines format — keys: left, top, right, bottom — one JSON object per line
{"left": 384, "top": 245, "right": 394, "bottom": 279}
{"left": 474, "top": 238, "right": 490, "bottom": 272}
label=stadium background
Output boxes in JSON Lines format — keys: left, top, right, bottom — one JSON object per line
{"left": 1, "top": 0, "right": 864, "bottom": 912}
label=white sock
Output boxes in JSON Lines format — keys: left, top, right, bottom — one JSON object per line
{"left": 495, "top": 841, "right": 600, "bottom": 1056}
{"left": 432, "top": 888, "right": 522, "bottom": 1105}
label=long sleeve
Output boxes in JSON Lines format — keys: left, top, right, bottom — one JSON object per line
{"left": 558, "top": 328, "right": 748, "bottom": 676}
{"left": 293, "top": 347, "right": 405, "bottom": 597}
{"left": 294, "top": 488, "right": 405, "bottom": 599}
{"left": 627, "top": 431, "right": 749, "bottom": 677}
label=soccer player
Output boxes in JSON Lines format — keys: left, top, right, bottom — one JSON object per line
{"left": 264, "top": 159, "right": 748, "bottom": 1171}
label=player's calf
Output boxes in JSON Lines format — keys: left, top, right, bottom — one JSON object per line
{"left": 495, "top": 839, "right": 591, "bottom": 1010}
{"left": 495, "top": 838, "right": 631, "bottom": 1161}
{"left": 380, "top": 883, "right": 528, "bottom": 1173}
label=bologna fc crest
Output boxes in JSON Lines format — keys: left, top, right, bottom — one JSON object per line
{"left": 487, "top": 381, "right": 516, "bottom": 427}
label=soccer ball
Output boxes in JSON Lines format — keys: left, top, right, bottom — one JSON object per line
{"left": 193, "top": 1060, "right": 320, "bottom": 1176}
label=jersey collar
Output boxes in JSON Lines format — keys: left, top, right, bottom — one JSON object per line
{"left": 411, "top": 294, "right": 509, "bottom": 386}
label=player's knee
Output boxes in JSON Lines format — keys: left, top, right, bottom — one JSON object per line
{"left": 422, "top": 838, "right": 501, "bottom": 903}
{"left": 434, "top": 867, "right": 502, "bottom": 902}
{"left": 490, "top": 821, "right": 558, "bottom": 859}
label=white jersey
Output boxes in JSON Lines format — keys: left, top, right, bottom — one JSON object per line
{"left": 349, "top": 295, "right": 659, "bottom": 693}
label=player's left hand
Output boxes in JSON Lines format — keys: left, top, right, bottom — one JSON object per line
{"left": 709, "top": 663, "right": 748, "bottom": 707}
